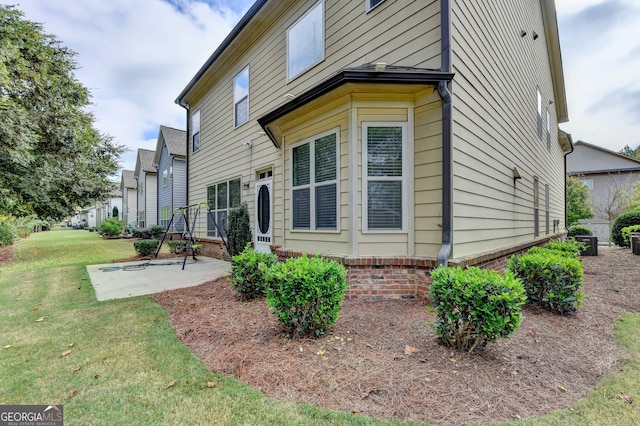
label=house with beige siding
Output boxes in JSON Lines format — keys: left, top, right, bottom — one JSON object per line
{"left": 120, "top": 170, "right": 137, "bottom": 227}
{"left": 134, "top": 148, "right": 157, "bottom": 228}
{"left": 153, "top": 126, "right": 187, "bottom": 231}
{"left": 567, "top": 140, "right": 640, "bottom": 243}
{"left": 176, "top": 0, "right": 571, "bottom": 299}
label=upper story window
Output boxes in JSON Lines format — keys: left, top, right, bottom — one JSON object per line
{"left": 162, "top": 169, "right": 168, "bottom": 186}
{"left": 192, "top": 109, "right": 201, "bottom": 152}
{"left": 366, "top": 0, "right": 385, "bottom": 12}
{"left": 291, "top": 128, "right": 339, "bottom": 231}
{"left": 234, "top": 67, "right": 249, "bottom": 127}
{"left": 546, "top": 107, "right": 551, "bottom": 149}
{"left": 363, "top": 122, "right": 407, "bottom": 232}
{"left": 536, "top": 87, "right": 542, "bottom": 138}
{"left": 287, "top": 1, "right": 324, "bottom": 80}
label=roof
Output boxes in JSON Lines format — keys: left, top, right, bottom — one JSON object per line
{"left": 541, "top": 0, "right": 569, "bottom": 123}
{"left": 567, "top": 140, "right": 640, "bottom": 175}
{"left": 134, "top": 148, "right": 156, "bottom": 178}
{"left": 120, "top": 170, "right": 136, "bottom": 190}
{"left": 153, "top": 125, "right": 186, "bottom": 165}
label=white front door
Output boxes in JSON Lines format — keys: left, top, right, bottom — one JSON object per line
{"left": 254, "top": 179, "right": 273, "bottom": 253}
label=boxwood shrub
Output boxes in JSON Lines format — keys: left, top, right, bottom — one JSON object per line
{"left": 133, "top": 239, "right": 160, "bottom": 257}
{"left": 265, "top": 255, "right": 347, "bottom": 338}
{"left": 230, "top": 243, "right": 277, "bottom": 299}
{"left": 506, "top": 250, "right": 584, "bottom": 315}
{"left": 621, "top": 224, "right": 640, "bottom": 247}
{"left": 611, "top": 210, "right": 640, "bottom": 247}
{"left": 429, "top": 266, "right": 526, "bottom": 353}
{"left": 567, "top": 224, "right": 592, "bottom": 237}
{"left": 98, "top": 218, "right": 125, "bottom": 237}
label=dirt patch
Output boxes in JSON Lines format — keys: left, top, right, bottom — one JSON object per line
{"left": 0, "top": 245, "right": 14, "bottom": 266}
{"left": 153, "top": 247, "right": 640, "bottom": 425}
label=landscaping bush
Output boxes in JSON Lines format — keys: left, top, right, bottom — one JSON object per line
{"left": 429, "top": 266, "right": 526, "bottom": 353}
{"left": 542, "top": 240, "right": 582, "bottom": 258}
{"left": 0, "top": 221, "right": 16, "bottom": 247}
{"left": 265, "top": 255, "right": 347, "bottom": 338}
{"left": 133, "top": 239, "right": 159, "bottom": 257}
{"left": 225, "top": 203, "right": 252, "bottom": 257}
{"left": 149, "top": 225, "right": 165, "bottom": 240}
{"left": 98, "top": 218, "right": 125, "bottom": 237}
{"left": 167, "top": 240, "right": 186, "bottom": 254}
{"left": 230, "top": 243, "right": 277, "bottom": 299}
{"left": 567, "top": 224, "right": 592, "bottom": 237}
{"left": 506, "top": 250, "right": 584, "bottom": 315}
{"left": 621, "top": 224, "right": 640, "bottom": 247}
{"left": 611, "top": 210, "right": 640, "bottom": 247}
{"left": 133, "top": 227, "right": 151, "bottom": 239}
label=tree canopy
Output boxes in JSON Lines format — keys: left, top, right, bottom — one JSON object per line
{"left": 0, "top": 5, "right": 124, "bottom": 220}
{"left": 619, "top": 144, "right": 640, "bottom": 160}
{"left": 566, "top": 176, "right": 594, "bottom": 225}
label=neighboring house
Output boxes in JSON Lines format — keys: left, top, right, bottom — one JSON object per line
{"left": 153, "top": 126, "right": 187, "bottom": 231}
{"left": 134, "top": 148, "right": 158, "bottom": 228}
{"left": 175, "top": 0, "right": 570, "bottom": 299}
{"left": 120, "top": 170, "right": 138, "bottom": 227}
{"left": 567, "top": 140, "right": 640, "bottom": 243}
{"left": 100, "top": 188, "right": 123, "bottom": 222}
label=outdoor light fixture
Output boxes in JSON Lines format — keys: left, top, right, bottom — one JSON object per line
{"left": 375, "top": 62, "right": 387, "bottom": 72}
{"left": 513, "top": 166, "right": 522, "bottom": 184}
{"left": 520, "top": 30, "right": 527, "bottom": 37}
{"left": 532, "top": 31, "right": 539, "bottom": 40}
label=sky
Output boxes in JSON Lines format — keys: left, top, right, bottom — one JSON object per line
{"left": 7, "top": 0, "right": 640, "bottom": 176}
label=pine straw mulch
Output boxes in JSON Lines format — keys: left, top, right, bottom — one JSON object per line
{"left": 152, "top": 247, "right": 640, "bottom": 425}
{"left": 0, "top": 244, "right": 14, "bottom": 266}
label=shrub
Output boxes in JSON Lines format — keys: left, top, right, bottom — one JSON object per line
{"left": 506, "top": 251, "right": 584, "bottom": 315}
{"left": 230, "top": 243, "right": 277, "bottom": 299}
{"left": 265, "top": 255, "right": 347, "bottom": 338}
{"left": 621, "top": 224, "right": 640, "bottom": 247}
{"left": 567, "top": 224, "right": 592, "bottom": 237}
{"left": 542, "top": 240, "right": 582, "bottom": 258}
{"left": 167, "top": 240, "right": 186, "bottom": 254}
{"left": 98, "top": 218, "right": 125, "bottom": 237}
{"left": 0, "top": 221, "right": 16, "bottom": 247}
{"left": 133, "top": 239, "right": 159, "bottom": 257}
{"left": 133, "top": 227, "right": 151, "bottom": 239}
{"left": 611, "top": 210, "right": 640, "bottom": 247}
{"left": 225, "top": 203, "right": 252, "bottom": 257}
{"left": 429, "top": 266, "right": 526, "bottom": 353}
{"left": 149, "top": 225, "right": 165, "bottom": 240}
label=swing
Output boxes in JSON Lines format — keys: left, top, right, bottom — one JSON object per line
{"left": 154, "top": 202, "right": 228, "bottom": 270}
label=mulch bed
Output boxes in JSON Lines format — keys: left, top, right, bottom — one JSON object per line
{"left": 0, "top": 245, "right": 14, "bottom": 266}
{"left": 153, "top": 247, "right": 636, "bottom": 424}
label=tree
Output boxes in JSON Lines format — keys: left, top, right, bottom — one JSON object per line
{"left": 619, "top": 145, "right": 638, "bottom": 158}
{"left": 626, "top": 180, "right": 640, "bottom": 212}
{"left": 0, "top": 6, "right": 124, "bottom": 220}
{"left": 566, "top": 176, "right": 594, "bottom": 225}
{"left": 592, "top": 172, "right": 633, "bottom": 232}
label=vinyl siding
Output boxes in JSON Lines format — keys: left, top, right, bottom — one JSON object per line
{"left": 450, "top": 0, "right": 566, "bottom": 257}
{"left": 157, "top": 142, "right": 173, "bottom": 227}
{"left": 137, "top": 173, "right": 146, "bottom": 226}
{"left": 146, "top": 174, "right": 158, "bottom": 227}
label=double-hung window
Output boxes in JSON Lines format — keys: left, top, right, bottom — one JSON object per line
{"left": 546, "top": 108, "right": 551, "bottom": 149}
{"left": 206, "top": 178, "right": 241, "bottom": 238}
{"left": 287, "top": 1, "right": 324, "bottom": 80}
{"left": 536, "top": 88, "right": 542, "bottom": 138}
{"left": 366, "top": 0, "right": 385, "bottom": 12}
{"left": 234, "top": 67, "right": 249, "bottom": 127}
{"left": 162, "top": 170, "right": 168, "bottom": 186}
{"left": 192, "top": 110, "right": 200, "bottom": 152}
{"left": 363, "top": 123, "right": 407, "bottom": 231}
{"left": 291, "top": 129, "right": 339, "bottom": 230}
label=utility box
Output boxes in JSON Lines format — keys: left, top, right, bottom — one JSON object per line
{"left": 631, "top": 234, "right": 640, "bottom": 256}
{"left": 574, "top": 236, "right": 598, "bottom": 256}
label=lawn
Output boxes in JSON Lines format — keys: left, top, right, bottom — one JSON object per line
{"left": 1, "top": 230, "right": 639, "bottom": 425}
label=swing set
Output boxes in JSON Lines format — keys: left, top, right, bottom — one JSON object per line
{"left": 154, "top": 201, "right": 228, "bottom": 270}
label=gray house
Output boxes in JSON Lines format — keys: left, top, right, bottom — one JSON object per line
{"left": 567, "top": 140, "right": 640, "bottom": 242}
{"left": 120, "top": 170, "right": 137, "bottom": 227}
{"left": 153, "top": 126, "right": 187, "bottom": 231}
{"left": 134, "top": 148, "right": 157, "bottom": 228}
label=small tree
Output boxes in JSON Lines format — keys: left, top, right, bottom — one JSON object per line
{"left": 225, "top": 203, "right": 252, "bottom": 257}
{"left": 566, "top": 176, "right": 594, "bottom": 225}
{"left": 626, "top": 180, "right": 640, "bottom": 212}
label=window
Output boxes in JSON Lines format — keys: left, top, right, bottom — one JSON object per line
{"left": 546, "top": 108, "right": 551, "bottom": 149}
{"left": 138, "top": 211, "right": 145, "bottom": 229}
{"left": 545, "top": 184, "right": 550, "bottom": 235}
{"left": 533, "top": 177, "right": 539, "bottom": 237}
{"left": 366, "top": 0, "right": 385, "bottom": 11}
{"left": 536, "top": 88, "right": 542, "bottom": 138}
{"left": 582, "top": 179, "right": 594, "bottom": 190}
{"left": 139, "top": 181, "right": 144, "bottom": 195}
{"left": 162, "top": 170, "right": 168, "bottom": 186}
{"left": 363, "top": 123, "right": 407, "bottom": 231}
{"left": 160, "top": 206, "right": 171, "bottom": 229}
{"left": 234, "top": 67, "right": 249, "bottom": 127}
{"left": 206, "top": 178, "right": 241, "bottom": 238}
{"left": 192, "top": 109, "right": 200, "bottom": 152}
{"left": 287, "top": 2, "right": 324, "bottom": 80}
{"left": 291, "top": 129, "right": 338, "bottom": 230}
{"left": 169, "top": 166, "right": 173, "bottom": 181}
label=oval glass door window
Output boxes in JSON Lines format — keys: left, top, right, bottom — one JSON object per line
{"left": 257, "top": 185, "right": 270, "bottom": 234}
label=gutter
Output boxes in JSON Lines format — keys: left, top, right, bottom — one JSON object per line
{"left": 437, "top": 0, "right": 453, "bottom": 266}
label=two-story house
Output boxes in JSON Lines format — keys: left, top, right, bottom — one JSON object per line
{"left": 134, "top": 148, "right": 157, "bottom": 228}
{"left": 120, "top": 169, "right": 138, "bottom": 228}
{"left": 153, "top": 126, "right": 187, "bottom": 231}
{"left": 176, "top": 0, "right": 570, "bottom": 299}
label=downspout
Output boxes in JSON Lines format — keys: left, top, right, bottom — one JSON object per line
{"left": 563, "top": 133, "right": 574, "bottom": 234}
{"left": 437, "top": 0, "right": 453, "bottom": 266}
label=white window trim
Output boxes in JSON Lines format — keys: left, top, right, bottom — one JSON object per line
{"left": 289, "top": 127, "right": 340, "bottom": 233}
{"left": 286, "top": 1, "right": 325, "bottom": 81}
{"left": 206, "top": 177, "right": 242, "bottom": 239}
{"left": 362, "top": 122, "right": 409, "bottom": 233}
{"left": 366, "top": 0, "right": 386, "bottom": 12}
{"left": 162, "top": 169, "right": 168, "bottom": 186}
{"left": 192, "top": 109, "right": 201, "bottom": 153}
{"left": 234, "top": 66, "right": 249, "bottom": 128}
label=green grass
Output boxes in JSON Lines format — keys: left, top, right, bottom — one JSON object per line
{"left": 1, "top": 231, "right": 639, "bottom": 425}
